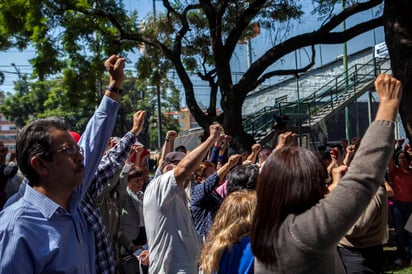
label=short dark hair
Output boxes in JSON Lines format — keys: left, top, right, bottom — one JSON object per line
{"left": 16, "top": 117, "right": 70, "bottom": 184}
{"left": 128, "top": 166, "right": 144, "bottom": 180}
{"left": 226, "top": 164, "right": 259, "bottom": 194}
{"left": 175, "top": 145, "right": 187, "bottom": 153}
{"left": 331, "top": 144, "right": 343, "bottom": 154}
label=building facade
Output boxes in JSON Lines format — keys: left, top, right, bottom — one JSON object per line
{"left": 0, "top": 113, "right": 17, "bottom": 153}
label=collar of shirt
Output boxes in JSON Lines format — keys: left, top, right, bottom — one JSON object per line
{"left": 24, "top": 184, "right": 62, "bottom": 219}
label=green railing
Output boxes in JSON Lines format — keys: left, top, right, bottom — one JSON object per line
{"left": 242, "top": 57, "right": 391, "bottom": 137}
{"left": 301, "top": 58, "right": 391, "bottom": 117}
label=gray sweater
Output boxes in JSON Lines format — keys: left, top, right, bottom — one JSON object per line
{"left": 254, "top": 120, "right": 394, "bottom": 274}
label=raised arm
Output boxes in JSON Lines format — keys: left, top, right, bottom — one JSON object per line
{"left": 174, "top": 124, "right": 222, "bottom": 187}
{"left": 374, "top": 74, "right": 402, "bottom": 122}
{"left": 244, "top": 143, "right": 261, "bottom": 165}
{"left": 158, "top": 130, "right": 177, "bottom": 169}
{"left": 216, "top": 135, "right": 232, "bottom": 169}
{"left": 293, "top": 74, "right": 402, "bottom": 251}
{"left": 342, "top": 144, "right": 357, "bottom": 166}
{"left": 77, "top": 55, "right": 125, "bottom": 200}
{"left": 217, "top": 154, "right": 242, "bottom": 184}
{"left": 87, "top": 110, "right": 146, "bottom": 198}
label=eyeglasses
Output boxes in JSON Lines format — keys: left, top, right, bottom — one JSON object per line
{"left": 51, "top": 145, "right": 84, "bottom": 156}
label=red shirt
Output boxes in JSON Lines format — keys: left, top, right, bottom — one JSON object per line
{"left": 391, "top": 167, "right": 412, "bottom": 202}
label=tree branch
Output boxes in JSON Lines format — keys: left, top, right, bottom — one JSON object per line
{"left": 255, "top": 45, "right": 316, "bottom": 87}
{"left": 318, "top": 17, "right": 383, "bottom": 44}
{"left": 224, "top": 0, "right": 267, "bottom": 56}
{"left": 199, "top": 0, "right": 221, "bottom": 50}
{"left": 320, "top": 0, "right": 383, "bottom": 33}
{"left": 162, "top": 0, "right": 200, "bottom": 53}
{"left": 237, "top": 14, "right": 382, "bottom": 94}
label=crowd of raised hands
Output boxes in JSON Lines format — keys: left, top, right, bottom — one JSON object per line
{"left": 0, "top": 54, "right": 407, "bottom": 274}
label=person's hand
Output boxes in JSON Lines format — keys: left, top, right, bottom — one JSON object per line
{"left": 374, "top": 74, "right": 402, "bottom": 122}
{"left": 219, "top": 135, "right": 232, "bottom": 149}
{"left": 227, "top": 154, "right": 242, "bottom": 168}
{"left": 330, "top": 147, "right": 338, "bottom": 161}
{"left": 104, "top": 55, "right": 126, "bottom": 89}
{"left": 165, "top": 130, "right": 177, "bottom": 141}
{"left": 332, "top": 164, "right": 348, "bottom": 181}
{"left": 223, "top": 135, "right": 232, "bottom": 144}
{"left": 134, "top": 145, "right": 145, "bottom": 155}
{"left": 209, "top": 124, "right": 223, "bottom": 141}
{"left": 346, "top": 144, "right": 356, "bottom": 155}
{"left": 251, "top": 143, "right": 261, "bottom": 153}
{"left": 126, "top": 151, "right": 134, "bottom": 164}
{"left": 351, "top": 137, "right": 361, "bottom": 149}
{"left": 328, "top": 165, "right": 349, "bottom": 192}
{"left": 375, "top": 74, "right": 402, "bottom": 105}
{"left": 109, "top": 137, "right": 118, "bottom": 147}
{"left": 384, "top": 181, "right": 394, "bottom": 197}
{"left": 275, "top": 131, "right": 298, "bottom": 150}
{"left": 130, "top": 110, "right": 146, "bottom": 136}
{"left": 215, "top": 135, "right": 225, "bottom": 146}
{"left": 138, "top": 250, "right": 150, "bottom": 266}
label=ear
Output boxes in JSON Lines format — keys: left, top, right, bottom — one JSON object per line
{"left": 195, "top": 175, "right": 203, "bottom": 183}
{"left": 30, "top": 156, "right": 50, "bottom": 177}
{"left": 163, "top": 163, "right": 175, "bottom": 173}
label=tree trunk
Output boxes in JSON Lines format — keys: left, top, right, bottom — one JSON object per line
{"left": 221, "top": 92, "right": 255, "bottom": 152}
{"left": 384, "top": 0, "right": 412, "bottom": 140}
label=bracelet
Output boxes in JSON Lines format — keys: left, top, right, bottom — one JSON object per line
{"left": 107, "top": 85, "right": 123, "bottom": 94}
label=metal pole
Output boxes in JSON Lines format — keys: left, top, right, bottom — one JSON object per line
{"left": 294, "top": 51, "right": 300, "bottom": 106}
{"left": 295, "top": 50, "right": 301, "bottom": 137}
{"left": 342, "top": 0, "right": 350, "bottom": 141}
{"left": 157, "top": 84, "right": 162, "bottom": 148}
{"left": 152, "top": 0, "right": 157, "bottom": 20}
{"left": 247, "top": 40, "right": 252, "bottom": 68}
{"left": 153, "top": 0, "right": 162, "bottom": 149}
{"left": 319, "top": 44, "right": 323, "bottom": 66}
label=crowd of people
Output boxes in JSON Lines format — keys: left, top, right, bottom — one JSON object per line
{"left": 0, "top": 55, "right": 410, "bottom": 274}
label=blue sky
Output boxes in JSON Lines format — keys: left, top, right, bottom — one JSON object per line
{"left": 0, "top": 1, "right": 385, "bottom": 101}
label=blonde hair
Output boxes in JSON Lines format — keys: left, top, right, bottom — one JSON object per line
{"left": 199, "top": 190, "right": 256, "bottom": 274}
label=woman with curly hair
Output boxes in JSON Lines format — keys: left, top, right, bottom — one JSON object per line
{"left": 199, "top": 190, "right": 256, "bottom": 274}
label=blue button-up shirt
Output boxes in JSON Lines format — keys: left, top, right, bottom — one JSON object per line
{"left": 0, "top": 183, "right": 96, "bottom": 273}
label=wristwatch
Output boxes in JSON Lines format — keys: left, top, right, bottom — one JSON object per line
{"left": 107, "top": 85, "right": 123, "bottom": 94}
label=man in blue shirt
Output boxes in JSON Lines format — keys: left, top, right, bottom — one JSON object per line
{"left": 0, "top": 55, "right": 125, "bottom": 273}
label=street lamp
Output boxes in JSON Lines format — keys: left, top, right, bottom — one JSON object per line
{"left": 10, "top": 63, "right": 21, "bottom": 80}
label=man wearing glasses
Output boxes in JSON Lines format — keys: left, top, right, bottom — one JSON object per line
{"left": 0, "top": 55, "right": 126, "bottom": 273}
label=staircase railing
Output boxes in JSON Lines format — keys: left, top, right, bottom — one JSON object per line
{"left": 242, "top": 57, "right": 391, "bottom": 140}
{"left": 301, "top": 58, "right": 391, "bottom": 127}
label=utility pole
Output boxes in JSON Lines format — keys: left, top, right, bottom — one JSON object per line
{"left": 10, "top": 63, "right": 26, "bottom": 128}
{"left": 153, "top": 0, "right": 162, "bottom": 149}
{"left": 342, "top": 0, "right": 351, "bottom": 141}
